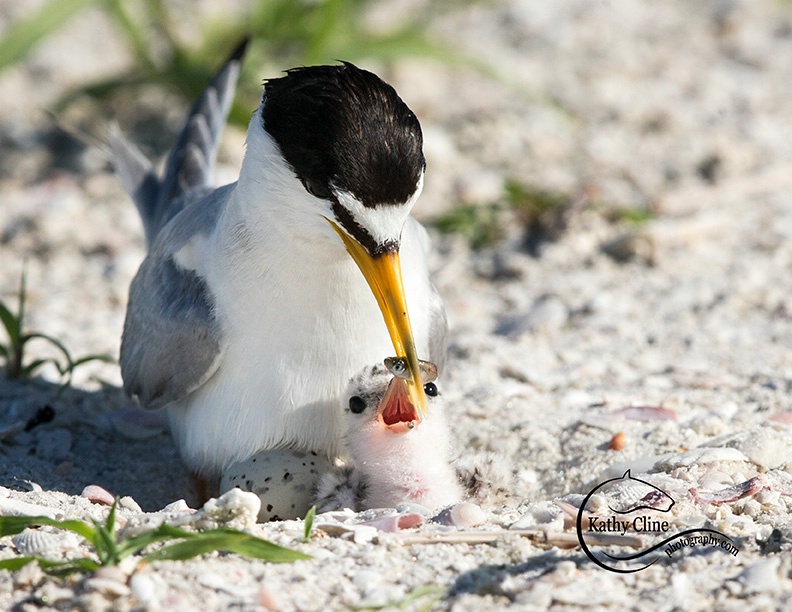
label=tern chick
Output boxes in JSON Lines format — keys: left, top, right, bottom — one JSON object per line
{"left": 315, "top": 365, "right": 463, "bottom": 512}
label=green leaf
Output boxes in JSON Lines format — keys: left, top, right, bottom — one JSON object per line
{"left": 303, "top": 505, "right": 316, "bottom": 543}
{"left": 71, "top": 354, "right": 115, "bottom": 368}
{"left": 0, "top": 556, "right": 38, "bottom": 571}
{"left": 0, "top": 555, "right": 101, "bottom": 577}
{"left": 0, "top": 301, "right": 20, "bottom": 346}
{"left": 0, "top": 515, "right": 96, "bottom": 542}
{"left": 145, "top": 528, "right": 311, "bottom": 563}
{"left": 104, "top": 0, "right": 157, "bottom": 70}
{"left": 20, "top": 357, "right": 55, "bottom": 377}
{"left": 114, "top": 524, "right": 188, "bottom": 560}
{"left": 42, "top": 557, "right": 103, "bottom": 577}
{"left": 0, "top": 0, "right": 103, "bottom": 73}
{"left": 23, "top": 332, "right": 74, "bottom": 366}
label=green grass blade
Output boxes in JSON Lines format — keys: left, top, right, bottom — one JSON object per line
{"left": 40, "top": 557, "right": 102, "bottom": 576}
{"left": 0, "top": 556, "right": 38, "bottom": 571}
{"left": 303, "top": 505, "right": 316, "bottom": 543}
{"left": 104, "top": 0, "right": 157, "bottom": 69}
{"left": 0, "top": 555, "right": 101, "bottom": 576}
{"left": 90, "top": 523, "right": 115, "bottom": 565}
{"left": 16, "top": 263, "right": 27, "bottom": 340}
{"left": 0, "top": 0, "right": 103, "bottom": 73}
{"left": 20, "top": 357, "right": 55, "bottom": 377}
{"left": 145, "top": 528, "right": 311, "bottom": 563}
{"left": 0, "top": 515, "right": 96, "bottom": 542}
{"left": 114, "top": 524, "right": 188, "bottom": 559}
{"left": 23, "top": 332, "right": 74, "bottom": 366}
{"left": 71, "top": 354, "right": 115, "bottom": 367}
{"left": 88, "top": 499, "right": 117, "bottom": 565}
{"left": 0, "top": 301, "right": 20, "bottom": 346}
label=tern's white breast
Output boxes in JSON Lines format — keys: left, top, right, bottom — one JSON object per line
{"left": 166, "top": 193, "right": 434, "bottom": 475}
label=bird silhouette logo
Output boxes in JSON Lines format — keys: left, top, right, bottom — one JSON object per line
{"left": 576, "top": 470, "right": 738, "bottom": 573}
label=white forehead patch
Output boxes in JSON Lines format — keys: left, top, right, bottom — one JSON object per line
{"left": 334, "top": 173, "right": 424, "bottom": 246}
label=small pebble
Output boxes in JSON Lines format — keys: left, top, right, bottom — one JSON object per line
{"left": 81, "top": 485, "right": 116, "bottom": 506}
{"left": 433, "top": 502, "right": 487, "bottom": 528}
{"left": 610, "top": 432, "right": 627, "bottom": 450}
{"left": 129, "top": 573, "right": 159, "bottom": 606}
{"left": 119, "top": 496, "right": 142, "bottom": 513}
{"left": 160, "top": 499, "right": 193, "bottom": 513}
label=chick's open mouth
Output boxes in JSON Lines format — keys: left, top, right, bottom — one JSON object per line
{"left": 377, "top": 376, "right": 419, "bottom": 433}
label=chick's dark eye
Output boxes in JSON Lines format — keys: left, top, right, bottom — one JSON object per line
{"left": 424, "top": 382, "right": 438, "bottom": 397}
{"left": 348, "top": 395, "right": 367, "bottom": 414}
{"left": 301, "top": 178, "right": 332, "bottom": 200}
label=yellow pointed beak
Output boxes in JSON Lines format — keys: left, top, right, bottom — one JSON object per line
{"left": 328, "top": 220, "right": 428, "bottom": 418}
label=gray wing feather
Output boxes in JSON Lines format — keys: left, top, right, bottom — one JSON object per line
{"left": 121, "top": 254, "right": 222, "bottom": 410}
{"left": 111, "top": 38, "right": 247, "bottom": 247}
{"left": 427, "top": 283, "right": 448, "bottom": 375}
{"left": 158, "top": 39, "right": 247, "bottom": 215}
{"left": 107, "top": 125, "right": 161, "bottom": 246}
{"left": 120, "top": 185, "right": 232, "bottom": 410}
{"left": 117, "top": 39, "right": 248, "bottom": 409}
{"left": 408, "top": 216, "right": 448, "bottom": 374}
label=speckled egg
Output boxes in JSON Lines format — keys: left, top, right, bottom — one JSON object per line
{"left": 220, "top": 449, "right": 334, "bottom": 522}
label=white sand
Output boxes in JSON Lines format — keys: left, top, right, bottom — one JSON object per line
{"left": 1, "top": 1, "right": 791, "bottom": 610}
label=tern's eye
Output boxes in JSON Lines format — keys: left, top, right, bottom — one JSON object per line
{"left": 424, "top": 382, "right": 438, "bottom": 397}
{"left": 348, "top": 395, "right": 367, "bottom": 414}
{"left": 301, "top": 178, "right": 332, "bottom": 200}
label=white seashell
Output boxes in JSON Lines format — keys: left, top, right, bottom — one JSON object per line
{"left": 12, "top": 529, "right": 62, "bottom": 556}
{"left": 0, "top": 497, "right": 60, "bottom": 518}
{"left": 199, "top": 488, "right": 261, "bottom": 530}
{"left": 449, "top": 502, "right": 486, "bottom": 528}
{"left": 655, "top": 447, "right": 749, "bottom": 470}
{"left": 510, "top": 502, "right": 564, "bottom": 531}
{"left": 119, "top": 496, "right": 142, "bottom": 513}
{"left": 315, "top": 522, "right": 378, "bottom": 543}
{"left": 603, "top": 455, "right": 672, "bottom": 479}
{"left": 605, "top": 472, "right": 674, "bottom": 513}
{"left": 358, "top": 512, "right": 424, "bottom": 532}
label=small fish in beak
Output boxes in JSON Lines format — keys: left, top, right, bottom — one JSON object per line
{"left": 384, "top": 357, "right": 438, "bottom": 384}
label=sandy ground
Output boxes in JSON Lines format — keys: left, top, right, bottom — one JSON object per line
{"left": 2, "top": 1, "right": 792, "bottom": 610}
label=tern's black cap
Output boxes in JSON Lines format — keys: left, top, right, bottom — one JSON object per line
{"left": 262, "top": 63, "right": 424, "bottom": 208}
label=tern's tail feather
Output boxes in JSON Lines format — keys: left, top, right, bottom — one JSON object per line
{"left": 110, "top": 38, "right": 248, "bottom": 248}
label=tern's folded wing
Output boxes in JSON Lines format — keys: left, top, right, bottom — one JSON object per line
{"left": 120, "top": 250, "right": 223, "bottom": 411}
{"left": 427, "top": 283, "right": 448, "bottom": 374}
